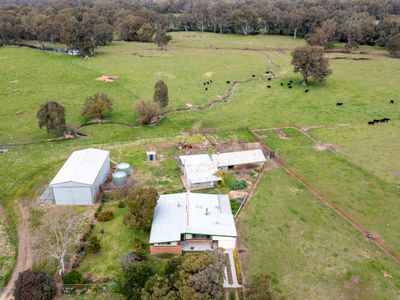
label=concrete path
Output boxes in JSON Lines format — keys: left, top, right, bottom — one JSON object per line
{"left": 223, "top": 249, "right": 241, "bottom": 288}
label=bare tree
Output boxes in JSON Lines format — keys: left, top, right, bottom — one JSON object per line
{"left": 35, "top": 210, "right": 85, "bottom": 274}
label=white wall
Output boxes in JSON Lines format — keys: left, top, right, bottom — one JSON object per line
{"left": 91, "top": 156, "right": 110, "bottom": 200}
{"left": 53, "top": 186, "right": 92, "bottom": 205}
{"left": 212, "top": 236, "right": 236, "bottom": 249}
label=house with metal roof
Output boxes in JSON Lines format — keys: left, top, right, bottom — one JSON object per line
{"left": 149, "top": 192, "right": 237, "bottom": 255}
{"left": 48, "top": 148, "right": 110, "bottom": 205}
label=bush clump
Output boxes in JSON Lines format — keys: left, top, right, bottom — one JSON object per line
{"left": 230, "top": 179, "right": 248, "bottom": 190}
{"left": 87, "top": 235, "right": 101, "bottom": 253}
{"left": 117, "top": 200, "right": 126, "bottom": 208}
{"left": 63, "top": 269, "right": 82, "bottom": 285}
{"left": 97, "top": 210, "right": 114, "bottom": 222}
{"left": 14, "top": 270, "right": 57, "bottom": 300}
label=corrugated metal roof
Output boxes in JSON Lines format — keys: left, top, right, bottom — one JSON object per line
{"left": 212, "top": 149, "right": 266, "bottom": 167}
{"left": 180, "top": 154, "right": 219, "bottom": 184}
{"left": 50, "top": 148, "right": 109, "bottom": 186}
{"left": 149, "top": 193, "right": 237, "bottom": 244}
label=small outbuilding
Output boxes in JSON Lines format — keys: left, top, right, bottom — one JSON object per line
{"left": 179, "top": 154, "right": 221, "bottom": 189}
{"left": 49, "top": 148, "right": 110, "bottom": 205}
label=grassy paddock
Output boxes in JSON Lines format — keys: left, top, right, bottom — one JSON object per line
{"left": 238, "top": 167, "right": 400, "bottom": 299}
{"left": 311, "top": 123, "right": 400, "bottom": 184}
{"left": 259, "top": 128, "right": 400, "bottom": 254}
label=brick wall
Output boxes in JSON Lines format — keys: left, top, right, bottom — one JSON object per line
{"left": 150, "top": 245, "right": 182, "bottom": 255}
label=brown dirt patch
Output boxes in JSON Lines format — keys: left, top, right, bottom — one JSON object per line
{"left": 277, "top": 131, "right": 290, "bottom": 140}
{"left": 95, "top": 75, "right": 118, "bottom": 83}
{"left": 202, "top": 71, "right": 214, "bottom": 78}
{"left": 314, "top": 142, "right": 338, "bottom": 152}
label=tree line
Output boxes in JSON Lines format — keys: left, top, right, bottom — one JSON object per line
{"left": 1, "top": 0, "right": 400, "bottom": 55}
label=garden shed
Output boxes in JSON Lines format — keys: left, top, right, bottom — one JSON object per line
{"left": 49, "top": 148, "right": 110, "bottom": 205}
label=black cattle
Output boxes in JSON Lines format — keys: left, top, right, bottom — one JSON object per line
{"left": 268, "top": 78, "right": 272, "bottom": 81}
{"left": 203, "top": 82, "right": 206, "bottom": 85}
{"left": 252, "top": 74, "right": 256, "bottom": 77}
{"left": 289, "top": 80, "right": 293, "bottom": 83}
{"left": 288, "top": 86, "right": 292, "bottom": 89}
{"left": 368, "top": 121, "right": 374, "bottom": 125}
{"left": 287, "top": 83, "right": 291, "bottom": 86}
{"left": 267, "top": 85, "right": 271, "bottom": 88}
{"left": 210, "top": 80, "right": 213, "bottom": 83}
{"left": 205, "top": 87, "right": 208, "bottom": 91}
{"left": 381, "top": 118, "right": 387, "bottom": 122}
{"left": 226, "top": 81, "right": 230, "bottom": 84}
{"left": 390, "top": 100, "right": 394, "bottom": 104}
{"left": 373, "top": 119, "right": 380, "bottom": 123}
{"left": 387, "top": 118, "right": 391, "bottom": 122}
{"left": 206, "top": 81, "right": 209, "bottom": 85}
{"left": 336, "top": 102, "right": 343, "bottom": 106}
{"left": 305, "top": 89, "right": 309, "bottom": 93}
{"left": 280, "top": 82, "right": 284, "bottom": 86}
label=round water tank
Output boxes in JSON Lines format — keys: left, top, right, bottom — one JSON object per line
{"left": 116, "top": 162, "right": 131, "bottom": 176}
{"left": 112, "top": 171, "right": 127, "bottom": 186}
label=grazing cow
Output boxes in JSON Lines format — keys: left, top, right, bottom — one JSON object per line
{"left": 203, "top": 82, "right": 206, "bottom": 85}
{"left": 289, "top": 80, "right": 293, "bottom": 83}
{"left": 390, "top": 100, "right": 394, "bottom": 104}
{"left": 205, "top": 87, "right": 208, "bottom": 91}
{"left": 381, "top": 118, "right": 388, "bottom": 123}
{"left": 226, "top": 81, "right": 230, "bottom": 84}
{"left": 373, "top": 119, "right": 379, "bottom": 123}
{"left": 207, "top": 81, "right": 209, "bottom": 85}
{"left": 280, "top": 82, "right": 284, "bottom": 86}
{"left": 268, "top": 78, "right": 272, "bottom": 81}
{"left": 252, "top": 74, "right": 256, "bottom": 77}
{"left": 336, "top": 103, "right": 343, "bottom": 106}
{"left": 267, "top": 85, "right": 271, "bottom": 88}
{"left": 287, "top": 83, "right": 291, "bottom": 86}
{"left": 210, "top": 80, "right": 213, "bottom": 83}
{"left": 368, "top": 121, "right": 374, "bottom": 125}
{"left": 266, "top": 71, "right": 270, "bottom": 74}
{"left": 305, "top": 89, "right": 309, "bottom": 93}
{"left": 387, "top": 118, "right": 391, "bottom": 122}
{"left": 288, "top": 86, "right": 292, "bottom": 89}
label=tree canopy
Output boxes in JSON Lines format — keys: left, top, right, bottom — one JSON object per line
{"left": 387, "top": 33, "right": 400, "bottom": 57}
{"left": 14, "top": 270, "right": 57, "bottom": 300}
{"left": 291, "top": 45, "right": 332, "bottom": 86}
{"left": 36, "top": 100, "right": 66, "bottom": 136}
{"left": 82, "top": 92, "right": 113, "bottom": 120}
{"left": 153, "top": 80, "right": 169, "bottom": 107}
{"left": 125, "top": 186, "right": 158, "bottom": 230}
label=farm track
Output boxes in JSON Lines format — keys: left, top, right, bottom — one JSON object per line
{"left": 250, "top": 128, "right": 400, "bottom": 264}
{"left": 0, "top": 200, "right": 32, "bottom": 300}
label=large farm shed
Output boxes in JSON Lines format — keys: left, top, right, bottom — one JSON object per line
{"left": 49, "top": 148, "right": 110, "bottom": 205}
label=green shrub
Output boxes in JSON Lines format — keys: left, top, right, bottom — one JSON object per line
{"left": 97, "top": 210, "right": 114, "bottom": 222}
{"left": 230, "top": 179, "right": 248, "bottom": 190}
{"left": 117, "top": 200, "right": 126, "bottom": 208}
{"left": 87, "top": 235, "right": 101, "bottom": 253}
{"left": 63, "top": 269, "right": 82, "bottom": 285}
{"left": 132, "top": 238, "right": 147, "bottom": 259}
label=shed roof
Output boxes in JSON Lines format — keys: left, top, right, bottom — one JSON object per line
{"left": 149, "top": 193, "right": 237, "bottom": 244}
{"left": 212, "top": 149, "right": 266, "bottom": 167}
{"left": 50, "top": 148, "right": 109, "bottom": 186}
{"left": 180, "top": 154, "right": 220, "bottom": 184}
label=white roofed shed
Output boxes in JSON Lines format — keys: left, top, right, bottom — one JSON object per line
{"left": 212, "top": 149, "right": 266, "bottom": 168}
{"left": 49, "top": 148, "right": 110, "bottom": 205}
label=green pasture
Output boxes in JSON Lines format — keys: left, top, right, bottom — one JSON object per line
{"left": 238, "top": 167, "right": 400, "bottom": 299}
{"left": 259, "top": 127, "right": 400, "bottom": 254}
